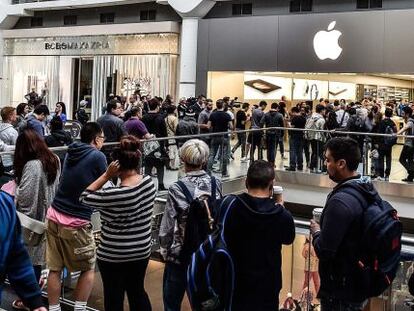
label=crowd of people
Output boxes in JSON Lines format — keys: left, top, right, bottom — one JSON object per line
{"left": 0, "top": 92, "right": 410, "bottom": 311}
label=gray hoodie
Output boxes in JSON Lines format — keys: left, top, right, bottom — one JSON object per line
{"left": 0, "top": 123, "right": 18, "bottom": 145}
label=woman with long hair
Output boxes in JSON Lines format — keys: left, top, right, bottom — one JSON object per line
{"left": 80, "top": 135, "right": 156, "bottom": 311}
{"left": 55, "top": 102, "right": 67, "bottom": 123}
{"left": 15, "top": 102, "right": 29, "bottom": 132}
{"left": 12, "top": 129, "right": 61, "bottom": 310}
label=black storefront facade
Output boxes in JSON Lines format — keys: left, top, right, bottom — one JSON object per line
{"left": 196, "top": 9, "right": 414, "bottom": 103}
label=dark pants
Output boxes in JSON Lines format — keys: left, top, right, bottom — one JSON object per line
{"left": 208, "top": 136, "right": 229, "bottom": 175}
{"left": 399, "top": 145, "right": 414, "bottom": 180}
{"left": 303, "top": 139, "right": 310, "bottom": 164}
{"left": 144, "top": 156, "right": 165, "bottom": 188}
{"left": 163, "top": 262, "right": 187, "bottom": 311}
{"left": 266, "top": 134, "right": 281, "bottom": 163}
{"left": 377, "top": 146, "right": 392, "bottom": 178}
{"left": 278, "top": 131, "right": 285, "bottom": 155}
{"left": 232, "top": 131, "right": 246, "bottom": 158}
{"left": 289, "top": 137, "right": 304, "bottom": 169}
{"left": 33, "top": 265, "right": 41, "bottom": 283}
{"left": 248, "top": 131, "right": 263, "bottom": 161}
{"left": 98, "top": 258, "right": 151, "bottom": 311}
{"left": 310, "top": 140, "right": 324, "bottom": 171}
{"left": 320, "top": 298, "right": 366, "bottom": 311}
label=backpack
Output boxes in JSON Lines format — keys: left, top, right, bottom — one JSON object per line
{"left": 187, "top": 195, "right": 238, "bottom": 311}
{"left": 305, "top": 116, "right": 323, "bottom": 141}
{"left": 350, "top": 116, "right": 365, "bottom": 132}
{"left": 76, "top": 109, "right": 89, "bottom": 125}
{"left": 340, "top": 186, "right": 402, "bottom": 298}
{"left": 177, "top": 176, "right": 218, "bottom": 265}
{"left": 0, "top": 191, "right": 18, "bottom": 282}
{"left": 383, "top": 124, "right": 397, "bottom": 147}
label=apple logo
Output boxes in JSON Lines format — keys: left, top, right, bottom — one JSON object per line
{"left": 313, "top": 21, "right": 343, "bottom": 61}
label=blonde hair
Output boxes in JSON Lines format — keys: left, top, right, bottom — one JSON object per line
{"left": 179, "top": 139, "right": 209, "bottom": 168}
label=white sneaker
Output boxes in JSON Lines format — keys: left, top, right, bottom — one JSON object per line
{"left": 240, "top": 157, "right": 249, "bottom": 162}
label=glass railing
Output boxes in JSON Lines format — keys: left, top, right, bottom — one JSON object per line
{"left": 1, "top": 125, "right": 413, "bottom": 310}
{"left": 1, "top": 125, "right": 413, "bottom": 190}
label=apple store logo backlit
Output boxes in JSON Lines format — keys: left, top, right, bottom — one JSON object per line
{"left": 313, "top": 21, "right": 343, "bottom": 61}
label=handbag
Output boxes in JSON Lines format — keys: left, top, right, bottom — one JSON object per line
{"left": 143, "top": 139, "right": 161, "bottom": 157}
{"left": 17, "top": 211, "right": 45, "bottom": 247}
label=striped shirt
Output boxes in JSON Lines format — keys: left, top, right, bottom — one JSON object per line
{"left": 80, "top": 175, "right": 156, "bottom": 263}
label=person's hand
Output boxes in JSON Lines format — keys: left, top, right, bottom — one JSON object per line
{"left": 310, "top": 219, "right": 321, "bottom": 236}
{"left": 34, "top": 307, "right": 47, "bottom": 311}
{"left": 105, "top": 160, "right": 120, "bottom": 179}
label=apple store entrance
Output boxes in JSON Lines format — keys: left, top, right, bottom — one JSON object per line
{"left": 206, "top": 71, "right": 414, "bottom": 109}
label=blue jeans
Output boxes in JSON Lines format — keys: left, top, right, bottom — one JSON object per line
{"left": 266, "top": 134, "right": 281, "bottom": 163}
{"left": 208, "top": 136, "right": 229, "bottom": 175}
{"left": 321, "top": 298, "right": 367, "bottom": 311}
{"left": 289, "top": 137, "right": 304, "bottom": 169}
{"left": 163, "top": 262, "right": 187, "bottom": 311}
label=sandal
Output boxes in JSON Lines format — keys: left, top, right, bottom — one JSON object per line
{"left": 12, "top": 300, "right": 30, "bottom": 311}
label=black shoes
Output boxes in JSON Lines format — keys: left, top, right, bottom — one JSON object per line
{"left": 285, "top": 167, "right": 296, "bottom": 172}
{"left": 402, "top": 178, "right": 414, "bottom": 183}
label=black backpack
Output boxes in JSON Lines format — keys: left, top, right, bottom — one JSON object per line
{"left": 177, "top": 176, "right": 218, "bottom": 265}
{"left": 383, "top": 124, "right": 397, "bottom": 147}
{"left": 340, "top": 185, "right": 402, "bottom": 297}
{"left": 187, "top": 195, "right": 237, "bottom": 311}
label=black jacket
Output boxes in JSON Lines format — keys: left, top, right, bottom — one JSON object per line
{"left": 313, "top": 176, "right": 380, "bottom": 303}
{"left": 226, "top": 193, "right": 295, "bottom": 311}
{"left": 260, "top": 110, "right": 284, "bottom": 136}
{"left": 45, "top": 130, "right": 73, "bottom": 148}
{"left": 141, "top": 112, "right": 168, "bottom": 150}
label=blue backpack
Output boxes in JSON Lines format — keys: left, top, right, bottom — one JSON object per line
{"left": 177, "top": 176, "right": 218, "bottom": 265}
{"left": 0, "top": 191, "right": 17, "bottom": 284}
{"left": 340, "top": 185, "right": 402, "bottom": 297}
{"left": 187, "top": 195, "right": 237, "bottom": 311}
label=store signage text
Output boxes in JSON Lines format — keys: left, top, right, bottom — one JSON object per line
{"left": 44, "top": 41, "right": 110, "bottom": 50}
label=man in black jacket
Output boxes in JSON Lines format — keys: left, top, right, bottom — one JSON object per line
{"left": 260, "top": 102, "right": 284, "bottom": 167}
{"left": 142, "top": 98, "right": 169, "bottom": 191}
{"left": 310, "top": 137, "right": 380, "bottom": 311}
{"left": 226, "top": 160, "right": 295, "bottom": 310}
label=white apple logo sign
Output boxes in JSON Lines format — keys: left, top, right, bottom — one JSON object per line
{"left": 313, "top": 21, "right": 343, "bottom": 61}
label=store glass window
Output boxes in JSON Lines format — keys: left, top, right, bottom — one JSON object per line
{"left": 370, "top": 0, "right": 382, "bottom": 8}
{"left": 140, "top": 10, "right": 157, "bottom": 21}
{"left": 232, "top": 4, "right": 242, "bottom": 16}
{"left": 30, "top": 17, "right": 43, "bottom": 27}
{"left": 290, "top": 0, "right": 312, "bottom": 12}
{"left": 242, "top": 3, "right": 252, "bottom": 15}
{"left": 100, "top": 13, "right": 115, "bottom": 24}
{"left": 357, "top": 0, "right": 381, "bottom": 9}
{"left": 301, "top": 0, "right": 312, "bottom": 11}
{"left": 63, "top": 15, "right": 77, "bottom": 26}
{"left": 289, "top": 0, "right": 300, "bottom": 12}
{"left": 232, "top": 3, "right": 252, "bottom": 16}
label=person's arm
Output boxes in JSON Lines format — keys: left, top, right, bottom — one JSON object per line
{"left": 6, "top": 218, "right": 45, "bottom": 311}
{"left": 159, "top": 186, "right": 180, "bottom": 260}
{"left": 312, "top": 196, "right": 359, "bottom": 261}
{"left": 79, "top": 161, "right": 120, "bottom": 208}
{"left": 16, "top": 162, "right": 41, "bottom": 216}
{"left": 207, "top": 120, "right": 212, "bottom": 129}
{"left": 397, "top": 122, "right": 411, "bottom": 135}
{"left": 228, "top": 119, "right": 234, "bottom": 131}
{"left": 281, "top": 210, "right": 295, "bottom": 245}
{"left": 260, "top": 114, "right": 266, "bottom": 128}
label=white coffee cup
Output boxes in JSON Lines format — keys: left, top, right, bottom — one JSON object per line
{"left": 273, "top": 186, "right": 284, "bottom": 204}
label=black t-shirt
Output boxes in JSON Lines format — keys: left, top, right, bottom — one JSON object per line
{"left": 290, "top": 115, "right": 306, "bottom": 138}
{"left": 236, "top": 110, "right": 247, "bottom": 129}
{"left": 209, "top": 110, "right": 232, "bottom": 133}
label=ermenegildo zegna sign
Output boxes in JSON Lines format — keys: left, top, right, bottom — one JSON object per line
{"left": 4, "top": 33, "right": 179, "bottom": 56}
{"left": 44, "top": 41, "right": 110, "bottom": 51}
